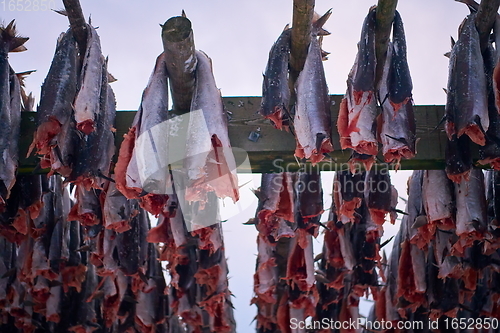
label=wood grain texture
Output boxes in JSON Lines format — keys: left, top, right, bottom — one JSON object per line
{"left": 374, "top": 0, "right": 398, "bottom": 88}
{"left": 161, "top": 16, "right": 197, "bottom": 113}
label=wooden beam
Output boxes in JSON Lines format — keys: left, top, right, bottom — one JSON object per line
{"left": 161, "top": 16, "right": 197, "bottom": 113}
{"left": 374, "top": 0, "right": 398, "bottom": 88}
{"left": 62, "top": 0, "right": 88, "bottom": 56}
{"left": 476, "top": 0, "right": 500, "bottom": 51}
{"left": 290, "top": 0, "right": 315, "bottom": 85}
{"left": 19, "top": 96, "right": 464, "bottom": 174}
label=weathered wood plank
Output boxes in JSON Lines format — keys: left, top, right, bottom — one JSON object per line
{"left": 290, "top": 0, "right": 315, "bottom": 85}
{"left": 62, "top": 0, "right": 88, "bottom": 56}
{"left": 374, "top": 0, "right": 398, "bottom": 88}
{"left": 19, "top": 95, "right": 468, "bottom": 174}
{"left": 161, "top": 16, "right": 197, "bottom": 113}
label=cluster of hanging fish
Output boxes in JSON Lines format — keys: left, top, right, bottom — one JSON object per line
{"left": 28, "top": 21, "right": 115, "bottom": 190}
{"left": 259, "top": 11, "right": 334, "bottom": 165}
{"left": 249, "top": 170, "right": 397, "bottom": 332}
{"left": 337, "top": 7, "right": 416, "bottom": 170}
{"left": 0, "top": 171, "right": 186, "bottom": 333}
{"left": 147, "top": 178, "right": 236, "bottom": 333}
{"left": 370, "top": 169, "right": 500, "bottom": 326}
{"left": 0, "top": 14, "right": 237, "bottom": 332}
{"left": 445, "top": 1, "right": 500, "bottom": 182}
{"left": 0, "top": 20, "right": 29, "bottom": 211}
{"left": 114, "top": 15, "right": 237, "bottom": 332}
{"left": 115, "top": 45, "right": 239, "bottom": 215}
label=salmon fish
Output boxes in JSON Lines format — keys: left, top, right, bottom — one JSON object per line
{"left": 0, "top": 21, "right": 27, "bottom": 207}
{"left": 422, "top": 170, "right": 455, "bottom": 231}
{"left": 493, "top": 15, "right": 500, "bottom": 113}
{"left": 260, "top": 27, "right": 291, "bottom": 130}
{"left": 184, "top": 50, "right": 239, "bottom": 203}
{"left": 115, "top": 53, "right": 170, "bottom": 215}
{"left": 454, "top": 168, "right": 487, "bottom": 251}
{"left": 379, "top": 43, "right": 416, "bottom": 164}
{"left": 337, "top": 8, "right": 378, "bottom": 156}
{"left": 28, "top": 29, "right": 77, "bottom": 173}
{"left": 445, "top": 14, "right": 489, "bottom": 146}
{"left": 445, "top": 134, "right": 472, "bottom": 183}
{"left": 364, "top": 168, "right": 395, "bottom": 225}
{"left": 333, "top": 170, "right": 365, "bottom": 223}
{"left": 71, "top": 58, "right": 116, "bottom": 189}
{"left": 294, "top": 36, "right": 333, "bottom": 164}
{"left": 479, "top": 37, "right": 500, "bottom": 168}
{"left": 73, "top": 24, "right": 104, "bottom": 135}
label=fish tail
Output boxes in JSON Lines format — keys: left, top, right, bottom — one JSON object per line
{"left": 0, "top": 20, "right": 29, "bottom": 52}
{"left": 312, "top": 9, "right": 332, "bottom": 36}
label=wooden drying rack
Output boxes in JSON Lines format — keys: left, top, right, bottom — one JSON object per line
{"left": 16, "top": 0, "right": 500, "bottom": 174}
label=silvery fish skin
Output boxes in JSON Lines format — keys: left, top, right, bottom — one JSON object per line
{"left": 115, "top": 53, "right": 169, "bottom": 214}
{"left": 72, "top": 59, "right": 116, "bottom": 189}
{"left": 333, "top": 170, "right": 365, "bottom": 223}
{"left": 116, "top": 203, "right": 148, "bottom": 276}
{"left": 337, "top": 8, "right": 378, "bottom": 156}
{"left": 364, "top": 168, "right": 393, "bottom": 225}
{"left": 479, "top": 40, "right": 500, "bottom": 168}
{"left": 255, "top": 173, "right": 295, "bottom": 238}
{"left": 445, "top": 14, "right": 489, "bottom": 146}
{"left": 493, "top": 15, "right": 500, "bottom": 113}
{"left": 295, "top": 172, "right": 323, "bottom": 232}
{"left": 103, "top": 179, "right": 133, "bottom": 232}
{"left": 454, "top": 168, "right": 487, "bottom": 241}
{"left": 254, "top": 234, "right": 278, "bottom": 302}
{"left": 68, "top": 185, "right": 101, "bottom": 226}
{"left": 115, "top": 55, "right": 167, "bottom": 193}
{"left": 0, "top": 21, "right": 27, "bottom": 206}
{"left": 5, "top": 70, "right": 21, "bottom": 201}
{"left": 423, "top": 170, "right": 455, "bottom": 231}
{"left": 445, "top": 134, "right": 472, "bottom": 183}
{"left": 294, "top": 37, "right": 333, "bottom": 164}
{"left": 387, "top": 11, "right": 413, "bottom": 112}
{"left": 29, "top": 29, "right": 77, "bottom": 160}
{"left": 184, "top": 50, "right": 239, "bottom": 203}
{"left": 73, "top": 24, "right": 104, "bottom": 135}
{"left": 260, "top": 28, "right": 291, "bottom": 130}
{"left": 379, "top": 44, "right": 416, "bottom": 164}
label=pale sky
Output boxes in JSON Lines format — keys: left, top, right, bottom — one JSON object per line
{"left": 4, "top": 0, "right": 475, "bottom": 331}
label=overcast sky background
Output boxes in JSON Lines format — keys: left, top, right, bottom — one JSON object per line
{"left": 4, "top": 0, "right": 475, "bottom": 331}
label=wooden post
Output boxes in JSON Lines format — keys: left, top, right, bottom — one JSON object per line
{"left": 290, "top": 0, "right": 315, "bottom": 85}
{"left": 374, "top": 0, "right": 398, "bottom": 89}
{"left": 161, "top": 16, "right": 197, "bottom": 113}
{"left": 476, "top": 0, "right": 500, "bottom": 51}
{"left": 62, "top": 0, "right": 88, "bottom": 55}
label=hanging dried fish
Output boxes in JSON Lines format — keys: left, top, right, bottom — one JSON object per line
{"left": 379, "top": 34, "right": 416, "bottom": 163}
{"left": 0, "top": 21, "right": 27, "bottom": 208}
{"left": 445, "top": 14, "right": 489, "bottom": 146}
{"left": 337, "top": 8, "right": 378, "bottom": 156}
{"left": 71, "top": 58, "right": 116, "bottom": 189}
{"left": 184, "top": 50, "right": 239, "bottom": 203}
{"left": 73, "top": 24, "right": 104, "bottom": 135}
{"left": 28, "top": 29, "right": 77, "bottom": 176}
{"left": 479, "top": 34, "right": 500, "bottom": 169}
{"left": 115, "top": 53, "right": 170, "bottom": 215}
{"left": 260, "top": 27, "right": 291, "bottom": 130}
{"left": 445, "top": 134, "right": 472, "bottom": 183}
{"left": 422, "top": 170, "right": 455, "bottom": 231}
{"left": 333, "top": 170, "right": 365, "bottom": 223}
{"left": 294, "top": 36, "right": 333, "bottom": 164}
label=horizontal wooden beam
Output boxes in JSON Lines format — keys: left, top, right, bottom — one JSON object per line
{"left": 19, "top": 96, "right": 464, "bottom": 174}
